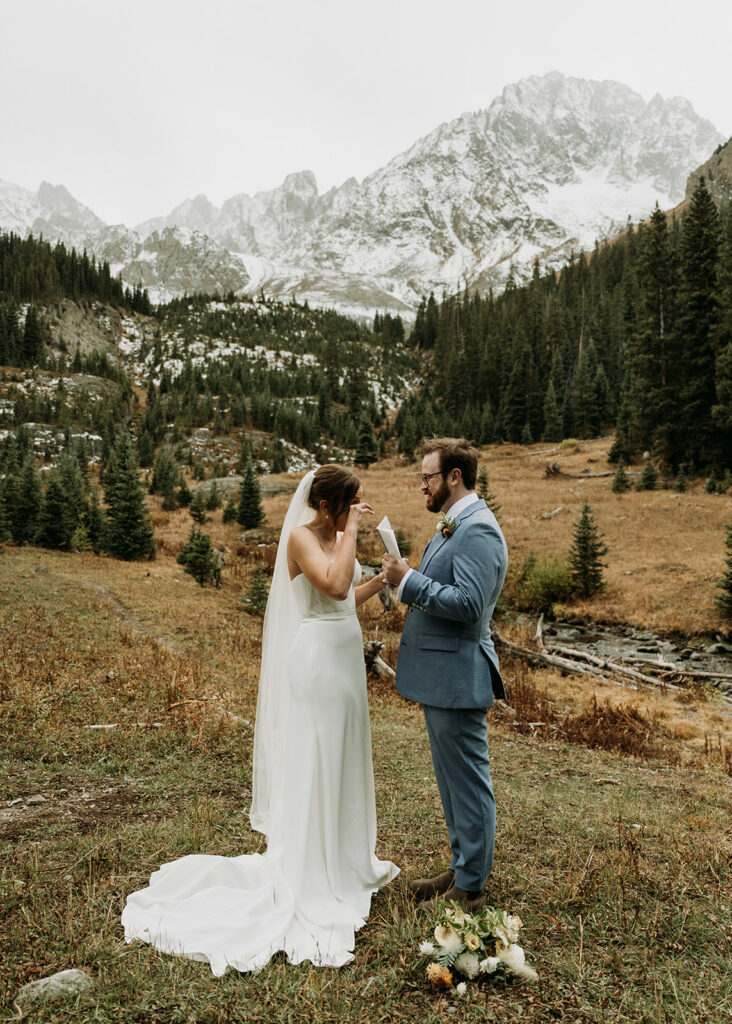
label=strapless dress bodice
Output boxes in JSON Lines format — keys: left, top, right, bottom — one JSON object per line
{"left": 291, "top": 561, "right": 361, "bottom": 619}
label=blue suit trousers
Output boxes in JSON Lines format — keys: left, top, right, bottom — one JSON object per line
{"left": 422, "top": 704, "right": 495, "bottom": 892}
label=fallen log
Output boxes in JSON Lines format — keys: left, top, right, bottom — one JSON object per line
{"left": 544, "top": 641, "right": 688, "bottom": 692}
{"left": 364, "top": 640, "right": 396, "bottom": 680}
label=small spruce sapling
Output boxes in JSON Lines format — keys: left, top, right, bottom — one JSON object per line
{"left": 568, "top": 500, "right": 608, "bottom": 598}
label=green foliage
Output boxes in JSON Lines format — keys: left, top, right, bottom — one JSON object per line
{"left": 177, "top": 526, "right": 217, "bottom": 586}
{"left": 715, "top": 521, "right": 732, "bottom": 616}
{"left": 511, "top": 550, "right": 573, "bottom": 614}
{"left": 394, "top": 527, "right": 413, "bottom": 557}
{"left": 188, "top": 488, "right": 210, "bottom": 524}
{"left": 705, "top": 471, "right": 722, "bottom": 494}
{"left": 206, "top": 479, "right": 222, "bottom": 510}
{"left": 241, "top": 565, "right": 270, "bottom": 615}
{"left": 411, "top": 190, "right": 732, "bottom": 472}
{"left": 636, "top": 460, "right": 659, "bottom": 491}
{"left": 476, "top": 466, "right": 501, "bottom": 517}
{"left": 103, "top": 432, "right": 154, "bottom": 561}
{"left": 0, "top": 230, "right": 143, "bottom": 310}
{"left": 675, "top": 468, "right": 688, "bottom": 492}
{"left": 354, "top": 415, "right": 378, "bottom": 468}
{"left": 611, "top": 461, "right": 631, "bottom": 493}
{"left": 237, "top": 459, "right": 264, "bottom": 529}
{"left": 222, "top": 494, "right": 238, "bottom": 523}
{"left": 569, "top": 501, "right": 608, "bottom": 598}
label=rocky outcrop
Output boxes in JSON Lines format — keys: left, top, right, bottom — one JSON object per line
{"left": 685, "top": 136, "right": 732, "bottom": 206}
{"left": 0, "top": 73, "right": 724, "bottom": 315}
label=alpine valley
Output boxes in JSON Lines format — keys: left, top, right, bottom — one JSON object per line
{"left": 0, "top": 72, "right": 724, "bottom": 318}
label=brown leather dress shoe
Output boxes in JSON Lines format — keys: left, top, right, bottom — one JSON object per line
{"left": 408, "top": 868, "right": 455, "bottom": 900}
{"left": 421, "top": 883, "right": 486, "bottom": 913}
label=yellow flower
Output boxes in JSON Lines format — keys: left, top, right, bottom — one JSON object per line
{"left": 426, "top": 963, "right": 453, "bottom": 988}
{"left": 465, "top": 933, "right": 480, "bottom": 951}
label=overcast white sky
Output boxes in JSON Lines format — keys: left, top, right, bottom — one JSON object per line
{"left": 2, "top": 0, "right": 730, "bottom": 227}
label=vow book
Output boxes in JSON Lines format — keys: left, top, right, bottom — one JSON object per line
{"left": 376, "top": 516, "right": 401, "bottom": 558}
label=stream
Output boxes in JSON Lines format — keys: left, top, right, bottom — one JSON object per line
{"left": 537, "top": 618, "right": 732, "bottom": 697}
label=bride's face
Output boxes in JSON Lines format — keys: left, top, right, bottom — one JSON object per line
{"left": 334, "top": 488, "right": 363, "bottom": 531}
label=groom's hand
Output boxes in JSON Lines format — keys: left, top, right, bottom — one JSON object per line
{"left": 382, "top": 554, "right": 409, "bottom": 586}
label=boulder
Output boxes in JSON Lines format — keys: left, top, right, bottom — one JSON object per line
{"left": 14, "top": 969, "right": 94, "bottom": 1012}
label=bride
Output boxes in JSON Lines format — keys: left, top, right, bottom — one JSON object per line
{"left": 122, "top": 465, "right": 399, "bottom": 974}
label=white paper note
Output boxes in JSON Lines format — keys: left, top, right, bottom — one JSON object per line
{"left": 376, "top": 516, "right": 401, "bottom": 558}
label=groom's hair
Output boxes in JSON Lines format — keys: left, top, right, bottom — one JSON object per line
{"left": 309, "top": 464, "right": 361, "bottom": 522}
{"left": 422, "top": 437, "right": 478, "bottom": 490}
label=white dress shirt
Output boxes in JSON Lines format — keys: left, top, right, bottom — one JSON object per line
{"left": 395, "top": 492, "right": 480, "bottom": 602}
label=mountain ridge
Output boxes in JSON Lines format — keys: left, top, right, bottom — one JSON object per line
{"left": 0, "top": 72, "right": 723, "bottom": 316}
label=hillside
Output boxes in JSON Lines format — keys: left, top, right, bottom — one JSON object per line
{"left": 2, "top": 447, "right": 731, "bottom": 1022}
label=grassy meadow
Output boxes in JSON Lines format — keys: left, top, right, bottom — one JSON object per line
{"left": 2, "top": 436, "right": 731, "bottom": 1022}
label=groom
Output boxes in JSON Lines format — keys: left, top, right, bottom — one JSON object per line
{"left": 382, "top": 437, "right": 508, "bottom": 911}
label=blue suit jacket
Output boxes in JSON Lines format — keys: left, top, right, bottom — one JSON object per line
{"left": 395, "top": 499, "right": 508, "bottom": 709}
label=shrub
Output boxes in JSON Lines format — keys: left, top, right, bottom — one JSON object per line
{"left": 509, "top": 550, "right": 573, "bottom": 614}
{"left": 241, "top": 565, "right": 270, "bottom": 615}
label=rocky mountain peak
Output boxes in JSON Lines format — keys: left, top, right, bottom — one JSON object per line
{"left": 0, "top": 73, "right": 724, "bottom": 317}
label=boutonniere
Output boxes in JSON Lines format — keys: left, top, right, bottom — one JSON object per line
{"left": 436, "top": 514, "right": 457, "bottom": 538}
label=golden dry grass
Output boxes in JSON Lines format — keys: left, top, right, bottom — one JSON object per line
{"left": 2, "top": 459, "right": 732, "bottom": 1023}
{"left": 349, "top": 438, "right": 731, "bottom": 637}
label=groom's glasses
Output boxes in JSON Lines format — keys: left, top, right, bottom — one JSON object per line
{"left": 420, "top": 471, "right": 444, "bottom": 485}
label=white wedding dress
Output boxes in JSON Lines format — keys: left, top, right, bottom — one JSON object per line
{"left": 122, "top": 560, "right": 398, "bottom": 974}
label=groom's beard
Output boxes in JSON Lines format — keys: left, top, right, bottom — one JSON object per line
{"left": 426, "top": 478, "right": 451, "bottom": 514}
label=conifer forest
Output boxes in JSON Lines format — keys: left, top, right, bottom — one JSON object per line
{"left": 1, "top": 177, "right": 731, "bottom": 563}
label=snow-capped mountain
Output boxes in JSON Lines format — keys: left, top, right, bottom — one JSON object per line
{"left": 0, "top": 73, "right": 723, "bottom": 315}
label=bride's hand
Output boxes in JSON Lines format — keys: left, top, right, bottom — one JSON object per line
{"left": 344, "top": 501, "right": 374, "bottom": 533}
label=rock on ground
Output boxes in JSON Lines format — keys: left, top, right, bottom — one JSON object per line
{"left": 14, "top": 969, "right": 94, "bottom": 1012}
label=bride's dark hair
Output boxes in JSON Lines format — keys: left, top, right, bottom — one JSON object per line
{"left": 308, "top": 465, "right": 360, "bottom": 523}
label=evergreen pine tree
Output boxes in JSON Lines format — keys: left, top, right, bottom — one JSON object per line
{"left": 637, "top": 460, "right": 659, "bottom": 491}
{"left": 137, "top": 426, "right": 155, "bottom": 468}
{"left": 222, "top": 494, "right": 238, "bottom": 523}
{"left": 611, "top": 461, "right": 631, "bottom": 493}
{"left": 0, "top": 476, "right": 10, "bottom": 542}
{"left": 715, "top": 520, "right": 732, "bottom": 616}
{"left": 104, "top": 432, "right": 154, "bottom": 560}
{"left": 206, "top": 479, "right": 221, "bottom": 510}
{"left": 675, "top": 467, "right": 688, "bottom": 492}
{"left": 237, "top": 459, "right": 264, "bottom": 529}
{"left": 354, "top": 415, "right": 378, "bottom": 468}
{"left": 568, "top": 500, "right": 608, "bottom": 598}
{"left": 179, "top": 526, "right": 216, "bottom": 586}
{"left": 189, "top": 487, "right": 210, "bottom": 524}
{"left": 679, "top": 177, "right": 721, "bottom": 468}
{"left": 57, "top": 451, "right": 86, "bottom": 541}
{"left": 35, "top": 470, "right": 72, "bottom": 549}
{"left": 711, "top": 209, "right": 732, "bottom": 467}
{"left": 542, "top": 380, "right": 563, "bottom": 442}
{"left": 476, "top": 466, "right": 501, "bottom": 518}
{"left": 242, "top": 565, "right": 270, "bottom": 615}
{"left": 705, "top": 471, "right": 721, "bottom": 494}
{"left": 85, "top": 487, "right": 105, "bottom": 553}
{"left": 625, "top": 204, "right": 681, "bottom": 463}
{"left": 21, "top": 306, "right": 43, "bottom": 366}
{"left": 13, "top": 457, "right": 43, "bottom": 544}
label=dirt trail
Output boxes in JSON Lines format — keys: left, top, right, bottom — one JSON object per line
{"left": 80, "top": 579, "right": 184, "bottom": 655}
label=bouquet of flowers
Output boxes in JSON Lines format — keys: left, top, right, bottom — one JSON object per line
{"left": 418, "top": 900, "right": 538, "bottom": 999}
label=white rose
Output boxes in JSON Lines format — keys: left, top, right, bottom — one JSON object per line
{"left": 434, "top": 924, "right": 462, "bottom": 953}
{"left": 498, "top": 943, "right": 538, "bottom": 982}
{"left": 479, "top": 956, "right": 500, "bottom": 974}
